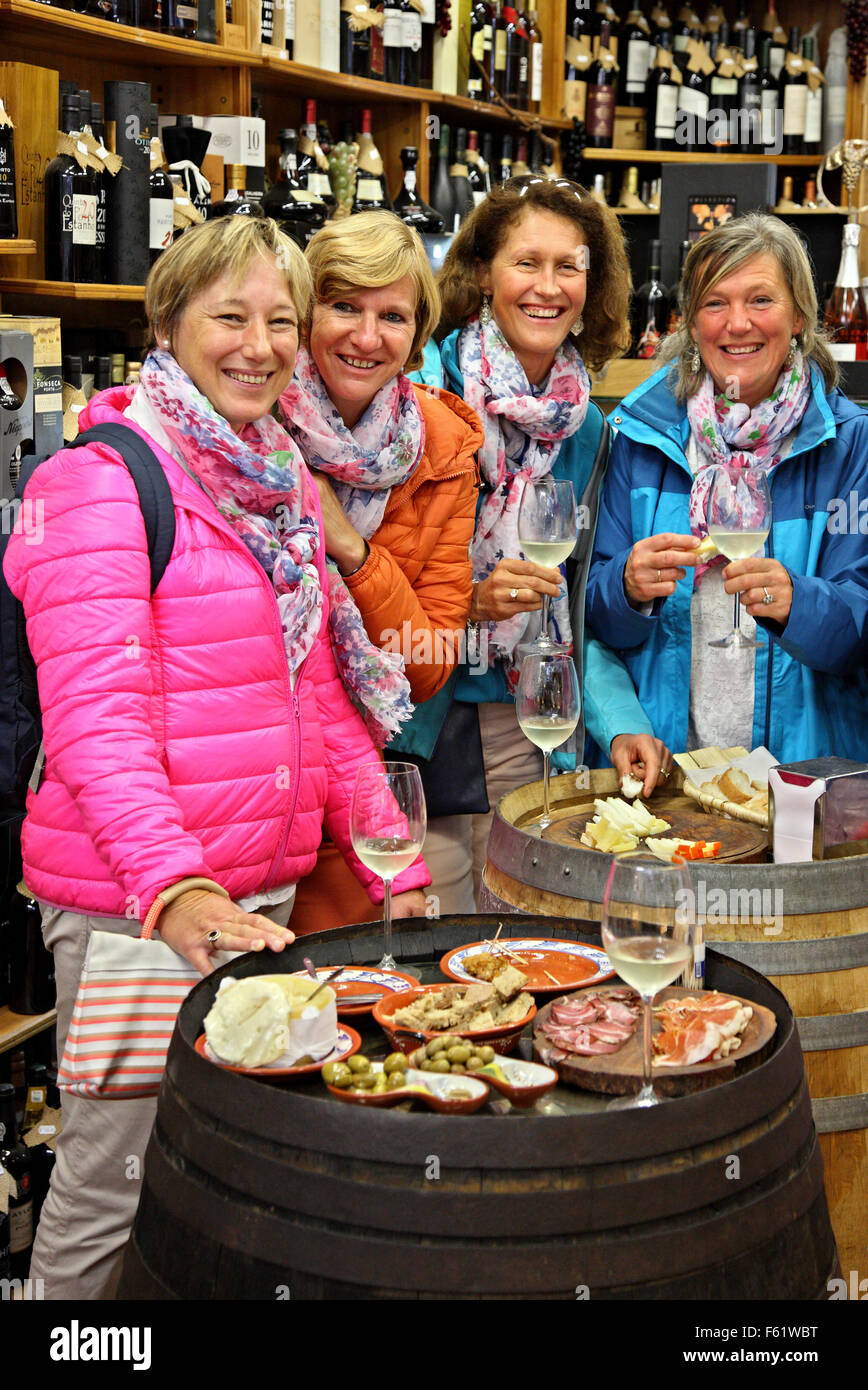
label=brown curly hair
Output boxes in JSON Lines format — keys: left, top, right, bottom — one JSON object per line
{"left": 436, "top": 177, "right": 631, "bottom": 373}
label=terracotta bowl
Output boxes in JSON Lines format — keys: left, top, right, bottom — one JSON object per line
{"left": 372, "top": 983, "right": 536, "bottom": 1057}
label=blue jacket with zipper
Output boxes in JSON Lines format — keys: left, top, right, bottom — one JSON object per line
{"left": 586, "top": 363, "right": 868, "bottom": 763}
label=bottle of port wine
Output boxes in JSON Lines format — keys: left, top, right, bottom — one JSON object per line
{"left": 585, "top": 19, "right": 617, "bottom": 148}
{"left": 209, "top": 164, "right": 265, "bottom": 218}
{"left": 565, "top": 0, "right": 593, "bottom": 122}
{"left": 503, "top": 6, "right": 526, "bottom": 106}
{"left": 468, "top": 1, "right": 493, "bottom": 99}
{"left": 0, "top": 98, "right": 18, "bottom": 240}
{"left": 779, "top": 26, "right": 806, "bottom": 155}
{"left": 631, "top": 238, "right": 669, "bottom": 357}
{"left": 430, "top": 122, "right": 457, "bottom": 232}
{"left": 351, "top": 109, "right": 392, "bottom": 212}
{"left": 648, "top": 32, "right": 678, "bottom": 151}
{"left": 619, "top": 3, "right": 652, "bottom": 108}
{"left": 340, "top": 1, "right": 373, "bottom": 78}
{"left": 149, "top": 105, "right": 174, "bottom": 265}
{"left": 825, "top": 222, "right": 868, "bottom": 362}
{"left": 263, "top": 128, "right": 327, "bottom": 246}
{"left": 0, "top": 1081, "right": 33, "bottom": 1281}
{"left": 77, "top": 90, "right": 108, "bottom": 283}
{"left": 297, "top": 101, "right": 336, "bottom": 213}
{"left": 44, "top": 94, "right": 100, "bottom": 283}
{"left": 489, "top": 0, "right": 508, "bottom": 96}
{"left": 401, "top": 0, "right": 423, "bottom": 86}
{"left": 382, "top": 0, "right": 403, "bottom": 84}
{"left": 392, "top": 146, "right": 444, "bottom": 232}
{"left": 524, "top": 9, "right": 543, "bottom": 113}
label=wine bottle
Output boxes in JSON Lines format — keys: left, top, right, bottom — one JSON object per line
{"left": 465, "top": 130, "right": 488, "bottom": 207}
{"left": 401, "top": 0, "right": 423, "bottom": 86}
{"left": 76, "top": 90, "right": 108, "bottom": 284}
{"left": 779, "top": 26, "right": 806, "bottom": 156}
{"left": 511, "top": 133, "right": 530, "bottom": 175}
{"left": 392, "top": 146, "right": 444, "bottom": 231}
{"left": 585, "top": 19, "right": 618, "bottom": 148}
{"left": 44, "top": 94, "right": 100, "bottom": 284}
{"left": 503, "top": 5, "right": 523, "bottom": 104}
{"left": 708, "top": 22, "right": 738, "bottom": 151}
{"left": 93, "top": 355, "right": 112, "bottom": 393}
{"left": 757, "top": 36, "right": 779, "bottom": 153}
{"left": 762, "top": 4, "right": 786, "bottom": 82}
{"left": 430, "top": 122, "right": 457, "bottom": 229}
{"left": 262, "top": 0, "right": 274, "bottom": 43}
{"left": 590, "top": 1, "right": 620, "bottom": 64}
{"left": 619, "top": 2, "right": 652, "bottom": 108}
{"left": 676, "top": 31, "right": 711, "bottom": 153}
{"left": 672, "top": 2, "right": 700, "bottom": 71}
{"left": 666, "top": 239, "right": 692, "bottom": 332}
{"left": 631, "top": 239, "right": 669, "bottom": 357}
{"left": 285, "top": 0, "right": 295, "bottom": 58}
{"left": 565, "top": 0, "right": 593, "bottom": 122}
{"left": 262, "top": 128, "right": 327, "bottom": 247}
{"left": 449, "top": 128, "right": 475, "bottom": 227}
{"left": 161, "top": 0, "right": 197, "bottom": 37}
{"left": 498, "top": 132, "right": 513, "bottom": 184}
{"left": 0, "top": 98, "right": 18, "bottom": 240}
{"left": 340, "top": 1, "right": 373, "bottom": 77}
{"left": 161, "top": 114, "right": 212, "bottom": 219}
{"left": 0, "top": 1081, "right": 33, "bottom": 1280}
{"left": 351, "top": 109, "right": 392, "bottom": 212}
{"left": 468, "top": 1, "right": 493, "bottom": 99}
{"left": 825, "top": 222, "right": 868, "bottom": 361}
{"left": 524, "top": 9, "right": 543, "bottom": 114}
{"left": 650, "top": 2, "right": 672, "bottom": 45}
{"left": 209, "top": 164, "right": 266, "bottom": 217}
{"left": 297, "top": 101, "right": 336, "bottom": 212}
{"left": 801, "top": 34, "right": 822, "bottom": 158}
{"left": 732, "top": 0, "right": 749, "bottom": 37}
{"left": 737, "top": 27, "right": 763, "bottom": 154}
{"left": 382, "top": 0, "right": 403, "bottom": 84}
{"left": 148, "top": 104, "right": 174, "bottom": 265}
{"left": 823, "top": 27, "right": 848, "bottom": 155}
{"left": 489, "top": 0, "right": 508, "bottom": 96}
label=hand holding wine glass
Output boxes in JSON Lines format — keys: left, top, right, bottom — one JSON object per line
{"left": 517, "top": 477, "right": 578, "bottom": 652}
{"left": 350, "top": 762, "right": 426, "bottom": 970}
{"left": 601, "top": 857, "right": 695, "bottom": 1109}
{"left": 516, "top": 651, "right": 580, "bottom": 831}
{"left": 706, "top": 466, "right": 772, "bottom": 651}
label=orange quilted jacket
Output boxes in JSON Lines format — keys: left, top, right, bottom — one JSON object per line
{"left": 343, "top": 384, "right": 482, "bottom": 703}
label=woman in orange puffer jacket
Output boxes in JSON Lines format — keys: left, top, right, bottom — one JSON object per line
{"left": 281, "top": 212, "right": 482, "bottom": 931}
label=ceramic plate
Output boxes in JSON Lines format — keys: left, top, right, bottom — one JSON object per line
{"left": 325, "top": 1063, "right": 490, "bottom": 1114}
{"left": 195, "top": 1024, "right": 362, "bottom": 1077}
{"left": 440, "top": 938, "right": 614, "bottom": 994}
{"left": 290, "top": 966, "right": 419, "bottom": 1016}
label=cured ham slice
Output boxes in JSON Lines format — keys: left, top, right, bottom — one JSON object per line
{"left": 653, "top": 991, "right": 752, "bottom": 1066}
{"left": 538, "top": 989, "right": 641, "bottom": 1058}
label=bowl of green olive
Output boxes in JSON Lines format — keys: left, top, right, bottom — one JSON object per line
{"left": 321, "top": 1048, "right": 490, "bottom": 1114}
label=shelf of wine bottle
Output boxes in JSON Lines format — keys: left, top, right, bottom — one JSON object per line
{"left": 0, "top": 0, "right": 262, "bottom": 66}
{"left": 0, "top": 1005, "right": 56, "bottom": 1055}
{"left": 0, "top": 278, "right": 145, "bottom": 299}
{"left": 581, "top": 148, "right": 823, "bottom": 165}
{"left": 0, "top": 239, "right": 36, "bottom": 255}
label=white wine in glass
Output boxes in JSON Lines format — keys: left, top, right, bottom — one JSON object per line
{"left": 350, "top": 762, "right": 426, "bottom": 970}
{"left": 517, "top": 477, "right": 578, "bottom": 652}
{"left": 516, "top": 651, "right": 580, "bottom": 831}
{"left": 601, "top": 856, "right": 695, "bottom": 1109}
{"left": 706, "top": 466, "right": 772, "bottom": 651}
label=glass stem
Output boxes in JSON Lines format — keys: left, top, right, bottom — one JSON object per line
{"left": 383, "top": 876, "right": 392, "bottom": 961}
{"left": 733, "top": 589, "right": 741, "bottom": 635}
{"left": 543, "top": 751, "right": 551, "bottom": 821}
{"left": 539, "top": 593, "right": 550, "bottom": 640}
{"left": 642, "top": 993, "right": 654, "bottom": 1094}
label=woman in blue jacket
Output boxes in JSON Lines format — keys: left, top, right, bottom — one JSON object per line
{"left": 587, "top": 213, "right": 868, "bottom": 763}
{"left": 419, "top": 177, "right": 672, "bottom": 911}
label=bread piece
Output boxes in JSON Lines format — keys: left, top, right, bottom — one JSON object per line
{"left": 491, "top": 963, "right": 528, "bottom": 1000}
{"left": 718, "top": 767, "right": 754, "bottom": 805}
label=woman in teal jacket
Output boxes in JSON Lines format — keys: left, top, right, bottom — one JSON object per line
{"left": 414, "top": 177, "right": 671, "bottom": 911}
{"left": 587, "top": 213, "right": 868, "bottom": 763}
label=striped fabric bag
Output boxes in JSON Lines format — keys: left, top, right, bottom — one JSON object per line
{"left": 58, "top": 931, "right": 203, "bottom": 1099}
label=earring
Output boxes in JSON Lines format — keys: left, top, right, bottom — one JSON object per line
{"left": 689, "top": 345, "right": 702, "bottom": 373}
{"left": 571, "top": 314, "right": 584, "bottom": 335}
{"left": 480, "top": 294, "right": 492, "bottom": 326}
{"left": 785, "top": 335, "right": 798, "bottom": 367}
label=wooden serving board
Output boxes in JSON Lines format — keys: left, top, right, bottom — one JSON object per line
{"left": 533, "top": 985, "right": 777, "bottom": 1097}
{"left": 540, "top": 789, "right": 767, "bottom": 863}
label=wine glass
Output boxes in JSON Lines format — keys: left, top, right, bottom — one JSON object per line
{"left": 706, "top": 466, "right": 772, "bottom": 651}
{"left": 517, "top": 477, "right": 578, "bottom": 652}
{"left": 350, "top": 762, "right": 426, "bottom": 970}
{"left": 515, "top": 651, "right": 581, "bottom": 831}
{"left": 601, "top": 856, "right": 695, "bottom": 1110}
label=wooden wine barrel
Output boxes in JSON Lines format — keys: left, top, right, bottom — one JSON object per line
{"left": 117, "top": 917, "right": 838, "bottom": 1300}
{"left": 478, "top": 770, "right": 868, "bottom": 1278}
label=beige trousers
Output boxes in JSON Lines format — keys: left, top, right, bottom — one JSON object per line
{"left": 30, "top": 896, "right": 295, "bottom": 1301}
{"left": 423, "top": 701, "right": 542, "bottom": 916}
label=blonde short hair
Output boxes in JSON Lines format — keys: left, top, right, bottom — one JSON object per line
{"left": 304, "top": 211, "right": 440, "bottom": 372}
{"left": 144, "top": 215, "right": 313, "bottom": 352}
{"left": 658, "top": 212, "right": 839, "bottom": 399}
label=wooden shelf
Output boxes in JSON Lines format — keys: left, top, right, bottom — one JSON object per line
{"left": 0, "top": 0, "right": 260, "bottom": 67}
{"left": 582, "top": 148, "right": 824, "bottom": 165}
{"left": 0, "top": 239, "right": 36, "bottom": 255}
{"left": 0, "top": 1004, "right": 56, "bottom": 1054}
{"left": 0, "top": 279, "right": 145, "bottom": 299}
{"left": 613, "top": 208, "right": 659, "bottom": 216}
{"left": 591, "top": 357, "right": 657, "bottom": 400}
{"left": 775, "top": 206, "right": 849, "bottom": 215}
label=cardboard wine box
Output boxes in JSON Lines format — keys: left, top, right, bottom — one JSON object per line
{"left": 0, "top": 316, "right": 63, "bottom": 462}
{"left": 0, "top": 329, "right": 34, "bottom": 499}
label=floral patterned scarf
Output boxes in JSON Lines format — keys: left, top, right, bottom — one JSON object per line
{"left": 686, "top": 350, "right": 811, "bottom": 581}
{"left": 279, "top": 347, "right": 425, "bottom": 540}
{"left": 458, "top": 312, "right": 591, "bottom": 678}
{"left": 138, "top": 349, "right": 412, "bottom": 745}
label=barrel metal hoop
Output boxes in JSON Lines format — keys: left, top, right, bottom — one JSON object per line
{"left": 713, "top": 934, "right": 868, "bottom": 974}
{"left": 811, "top": 1093, "right": 868, "bottom": 1133}
{"left": 796, "top": 1009, "right": 868, "bottom": 1051}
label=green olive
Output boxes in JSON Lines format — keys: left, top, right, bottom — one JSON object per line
{"left": 384, "top": 1052, "right": 408, "bottom": 1074}
{"left": 387, "top": 1071, "right": 408, "bottom": 1091}
{"left": 427, "top": 1038, "right": 450, "bottom": 1055}
{"left": 466, "top": 1056, "right": 483, "bottom": 1072}
{"left": 408, "top": 1048, "right": 426, "bottom": 1068}
{"left": 352, "top": 1072, "right": 377, "bottom": 1089}
{"left": 447, "top": 1044, "right": 471, "bottom": 1064}
{"left": 346, "top": 1054, "right": 371, "bottom": 1074}
{"left": 479, "top": 1046, "right": 496, "bottom": 1063}
{"left": 450, "top": 1063, "right": 466, "bottom": 1074}
{"left": 430, "top": 1057, "right": 451, "bottom": 1073}
{"left": 322, "top": 1061, "right": 352, "bottom": 1087}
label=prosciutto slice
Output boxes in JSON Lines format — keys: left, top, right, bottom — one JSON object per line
{"left": 538, "top": 989, "right": 641, "bottom": 1058}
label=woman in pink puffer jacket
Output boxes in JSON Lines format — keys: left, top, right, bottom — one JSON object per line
{"left": 4, "top": 217, "right": 429, "bottom": 1301}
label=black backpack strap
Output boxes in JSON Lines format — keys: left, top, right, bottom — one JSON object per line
{"left": 69, "top": 422, "right": 176, "bottom": 593}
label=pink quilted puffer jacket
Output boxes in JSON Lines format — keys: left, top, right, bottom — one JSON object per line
{"left": 3, "top": 388, "right": 429, "bottom": 922}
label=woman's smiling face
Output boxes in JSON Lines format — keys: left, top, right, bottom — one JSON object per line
{"left": 309, "top": 276, "right": 417, "bottom": 428}
{"left": 478, "top": 209, "right": 588, "bottom": 385}
{"left": 691, "top": 252, "right": 803, "bottom": 408}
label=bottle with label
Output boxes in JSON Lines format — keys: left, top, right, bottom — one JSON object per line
{"left": 465, "top": 130, "right": 488, "bottom": 207}
{"left": 392, "top": 146, "right": 444, "bottom": 231}
{"left": 149, "top": 106, "right": 174, "bottom": 266}
{"left": 430, "top": 122, "right": 457, "bottom": 229}
{"left": 631, "top": 238, "right": 669, "bottom": 358}
{"left": 619, "top": 3, "right": 652, "bottom": 108}
{"left": 676, "top": 32, "right": 711, "bottom": 153}
{"left": 823, "top": 27, "right": 848, "bottom": 154}
{"left": 666, "top": 239, "right": 692, "bottom": 332}
{"left": 825, "top": 222, "right": 868, "bottom": 362}
{"left": 672, "top": 3, "right": 700, "bottom": 71}
{"left": 0, "top": 98, "right": 18, "bottom": 240}
{"left": 76, "top": 91, "right": 108, "bottom": 285}
{"left": 565, "top": 0, "right": 592, "bottom": 122}
{"left": 351, "top": 109, "right": 392, "bottom": 212}
{"left": 160, "top": 0, "right": 197, "bottom": 37}
{"left": 523, "top": 9, "right": 543, "bottom": 113}
{"left": 801, "top": 35, "right": 822, "bottom": 157}
{"left": 736, "top": 27, "right": 763, "bottom": 153}
{"left": 401, "top": 0, "right": 423, "bottom": 86}
{"left": 0, "top": 1081, "right": 33, "bottom": 1280}
{"left": 489, "top": 0, "right": 508, "bottom": 96}
{"left": 480, "top": 131, "right": 494, "bottom": 192}
{"left": 503, "top": 6, "right": 526, "bottom": 106}
{"left": 262, "top": 128, "right": 327, "bottom": 247}
{"left": 297, "top": 101, "right": 336, "bottom": 212}
{"left": 449, "top": 128, "right": 475, "bottom": 227}
{"left": 209, "top": 164, "right": 266, "bottom": 218}
{"left": 585, "top": 18, "right": 617, "bottom": 148}
{"left": 650, "top": 2, "right": 672, "bottom": 45}
{"left": 758, "top": 36, "right": 779, "bottom": 152}
{"left": 285, "top": 0, "right": 295, "bottom": 58}
{"left": 161, "top": 114, "right": 212, "bottom": 219}
{"left": 708, "top": 22, "right": 738, "bottom": 150}
{"left": 340, "top": 1, "right": 373, "bottom": 77}
{"left": 762, "top": 4, "right": 786, "bottom": 81}
{"left": 498, "top": 132, "right": 513, "bottom": 184}
{"left": 511, "top": 133, "right": 530, "bottom": 175}
{"left": 468, "top": 1, "right": 493, "bottom": 99}
{"left": 44, "top": 94, "right": 100, "bottom": 283}
{"left": 382, "top": 0, "right": 403, "bottom": 84}
{"left": 779, "top": 26, "right": 806, "bottom": 156}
